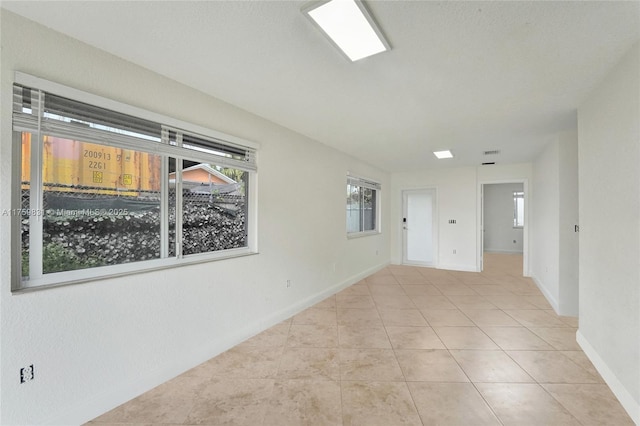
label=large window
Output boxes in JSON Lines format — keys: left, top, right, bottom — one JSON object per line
{"left": 347, "top": 175, "right": 380, "bottom": 236}
{"left": 12, "top": 75, "right": 257, "bottom": 290}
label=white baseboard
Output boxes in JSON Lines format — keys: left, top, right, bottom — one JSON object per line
{"left": 576, "top": 330, "right": 640, "bottom": 425}
{"left": 49, "top": 261, "right": 390, "bottom": 426}
{"left": 531, "top": 274, "right": 560, "bottom": 313}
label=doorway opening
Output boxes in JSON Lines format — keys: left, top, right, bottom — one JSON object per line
{"left": 478, "top": 181, "right": 529, "bottom": 276}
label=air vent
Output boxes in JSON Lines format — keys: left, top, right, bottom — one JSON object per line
{"left": 482, "top": 162, "right": 496, "bottom": 165}
{"left": 483, "top": 150, "right": 500, "bottom": 156}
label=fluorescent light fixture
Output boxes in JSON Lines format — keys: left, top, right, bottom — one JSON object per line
{"left": 433, "top": 150, "right": 454, "bottom": 159}
{"left": 303, "top": 0, "right": 390, "bottom": 61}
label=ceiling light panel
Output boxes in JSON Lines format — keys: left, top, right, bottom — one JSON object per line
{"left": 434, "top": 150, "right": 454, "bottom": 159}
{"left": 303, "top": 0, "right": 390, "bottom": 61}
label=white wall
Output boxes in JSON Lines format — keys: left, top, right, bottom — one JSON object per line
{"left": 558, "top": 131, "right": 579, "bottom": 316}
{"left": 483, "top": 183, "right": 524, "bottom": 253}
{"left": 530, "top": 130, "right": 579, "bottom": 316}
{"left": 577, "top": 42, "right": 639, "bottom": 424}
{"left": 390, "top": 163, "right": 532, "bottom": 273}
{"left": 531, "top": 139, "right": 561, "bottom": 309}
{"left": 0, "top": 12, "right": 390, "bottom": 425}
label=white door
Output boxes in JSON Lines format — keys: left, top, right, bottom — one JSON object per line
{"left": 402, "top": 189, "right": 436, "bottom": 266}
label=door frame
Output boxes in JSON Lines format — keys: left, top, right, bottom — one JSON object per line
{"left": 401, "top": 187, "right": 438, "bottom": 267}
{"left": 477, "top": 179, "right": 529, "bottom": 276}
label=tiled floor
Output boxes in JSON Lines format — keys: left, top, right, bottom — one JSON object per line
{"left": 88, "top": 253, "right": 634, "bottom": 425}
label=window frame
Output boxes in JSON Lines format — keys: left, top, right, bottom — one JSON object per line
{"left": 11, "top": 72, "right": 259, "bottom": 292}
{"left": 346, "top": 174, "right": 381, "bottom": 238}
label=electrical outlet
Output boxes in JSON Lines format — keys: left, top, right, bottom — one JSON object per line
{"left": 513, "top": 240, "right": 516, "bottom": 243}
{"left": 453, "top": 249, "right": 457, "bottom": 254}
{"left": 20, "top": 365, "right": 34, "bottom": 383}
{"left": 286, "top": 279, "right": 291, "bottom": 288}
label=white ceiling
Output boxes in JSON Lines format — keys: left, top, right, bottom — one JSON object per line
{"left": 3, "top": 1, "right": 639, "bottom": 172}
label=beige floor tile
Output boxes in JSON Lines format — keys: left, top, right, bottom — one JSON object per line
{"left": 186, "top": 378, "right": 274, "bottom": 425}
{"left": 542, "top": 384, "right": 635, "bottom": 425}
{"left": 480, "top": 326, "right": 554, "bottom": 350}
{"left": 372, "top": 294, "right": 417, "bottom": 309}
{"left": 456, "top": 275, "right": 495, "bottom": 286}
{"left": 314, "top": 295, "right": 337, "bottom": 309}
{"left": 337, "top": 308, "right": 383, "bottom": 328}
{"left": 463, "top": 309, "right": 521, "bottom": 326}
{"left": 91, "top": 392, "right": 195, "bottom": 425}
{"left": 365, "top": 275, "right": 399, "bottom": 285}
{"left": 450, "top": 350, "right": 533, "bottom": 383}
{"left": 411, "top": 295, "right": 458, "bottom": 310}
{"left": 339, "top": 285, "right": 371, "bottom": 296}
{"left": 483, "top": 295, "right": 540, "bottom": 310}
{"left": 472, "top": 284, "right": 516, "bottom": 295}
{"left": 558, "top": 315, "right": 579, "bottom": 327}
{"left": 339, "top": 348, "right": 404, "bottom": 381}
{"left": 408, "top": 382, "right": 501, "bottom": 425}
{"left": 395, "top": 274, "right": 432, "bottom": 285}
{"left": 385, "top": 326, "right": 446, "bottom": 349}
{"left": 185, "top": 345, "right": 283, "bottom": 379}
{"left": 367, "top": 283, "right": 405, "bottom": 296}
{"left": 292, "top": 308, "right": 337, "bottom": 326}
{"left": 263, "top": 379, "right": 342, "bottom": 426}
{"left": 529, "top": 327, "right": 581, "bottom": 350}
{"left": 559, "top": 351, "right": 604, "bottom": 381}
{"left": 242, "top": 321, "right": 290, "bottom": 347}
{"left": 521, "top": 294, "right": 553, "bottom": 309}
{"left": 277, "top": 347, "right": 340, "bottom": 380}
{"left": 507, "top": 350, "right": 601, "bottom": 383}
{"left": 433, "top": 326, "right": 499, "bottom": 349}
{"left": 447, "top": 295, "right": 498, "bottom": 310}
{"left": 338, "top": 325, "right": 392, "bottom": 348}
{"left": 420, "top": 309, "right": 475, "bottom": 326}
{"left": 401, "top": 284, "right": 442, "bottom": 296}
{"left": 286, "top": 324, "right": 338, "bottom": 348}
{"left": 395, "top": 349, "right": 469, "bottom": 382}
{"left": 476, "top": 383, "right": 581, "bottom": 425}
{"left": 141, "top": 374, "right": 210, "bottom": 400}
{"left": 336, "top": 294, "right": 377, "bottom": 309}
{"left": 505, "top": 309, "right": 570, "bottom": 327}
{"left": 378, "top": 308, "right": 428, "bottom": 326}
{"left": 87, "top": 254, "right": 631, "bottom": 426}
{"left": 341, "top": 381, "right": 422, "bottom": 426}
{"left": 389, "top": 266, "right": 424, "bottom": 277}
{"left": 431, "top": 282, "right": 478, "bottom": 295}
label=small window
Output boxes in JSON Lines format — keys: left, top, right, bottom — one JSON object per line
{"left": 513, "top": 191, "right": 524, "bottom": 228}
{"left": 347, "top": 175, "right": 380, "bottom": 236}
{"left": 12, "top": 78, "right": 257, "bottom": 290}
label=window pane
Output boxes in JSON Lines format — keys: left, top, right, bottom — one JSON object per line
{"left": 513, "top": 191, "right": 524, "bottom": 228}
{"left": 20, "top": 133, "right": 31, "bottom": 278}
{"left": 181, "top": 160, "right": 248, "bottom": 255}
{"left": 347, "top": 183, "right": 361, "bottom": 233}
{"left": 40, "top": 135, "right": 162, "bottom": 273}
{"left": 363, "top": 187, "right": 376, "bottom": 231}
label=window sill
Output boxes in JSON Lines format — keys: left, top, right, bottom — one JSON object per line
{"left": 347, "top": 230, "right": 380, "bottom": 239}
{"left": 12, "top": 248, "right": 258, "bottom": 294}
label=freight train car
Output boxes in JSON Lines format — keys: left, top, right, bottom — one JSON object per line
{"left": 21, "top": 133, "right": 161, "bottom": 195}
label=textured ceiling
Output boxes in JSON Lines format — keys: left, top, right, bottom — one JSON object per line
{"left": 3, "top": 1, "right": 639, "bottom": 172}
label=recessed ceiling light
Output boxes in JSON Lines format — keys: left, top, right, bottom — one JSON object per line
{"left": 303, "top": 0, "right": 390, "bottom": 62}
{"left": 433, "top": 150, "right": 454, "bottom": 159}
